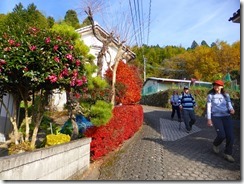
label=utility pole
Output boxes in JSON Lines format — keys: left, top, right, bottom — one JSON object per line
{"left": 143, "top": 55, "right": 147, "bottom": 82}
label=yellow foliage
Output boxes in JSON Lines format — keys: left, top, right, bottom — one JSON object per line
{"left": 178, "top": 41, "right": 240, "bottom": 81}
{"left": 8, "top": 141, "right": 33, "bottom": 155}
{"left": 45, "top": 134, "right": 71, "bottom": 147}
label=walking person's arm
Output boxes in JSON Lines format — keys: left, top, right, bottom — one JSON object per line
{"left": 206, "top": 95, "right": 213, "bottom": 126}
{"left": 226, "top": 94, "right": 235, "bottom": 115}
{"left": 178, "top": 94, "right": 183, "bottom": 110}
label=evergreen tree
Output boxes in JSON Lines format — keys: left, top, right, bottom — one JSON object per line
{"left": 0, "top": 14, "right": 6, "bottom": 30}
{"left": 2, "top": 3, "right": 49, "bottom": 34}
{"left": 64, "top": 10, "right": 80, "bottom": 29}
{"left": 191, "top": 40, "right": 199, "bottom": 49}
{"left": 211, "top": 42, "right": 217, "bottom": 47}
{"left": 47, "top": 16, "right": 55, "bottom": 28}
{"left": 80, "top": 16, "right": 92, "bottom": 27}
{"left": 201, "top": 40, "right": 209, "bottom": 47}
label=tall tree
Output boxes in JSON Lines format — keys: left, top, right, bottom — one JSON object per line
{"left": 0, "top": 4, "right": 92, "bottom": 148}
{"left": 83, "top": 5, "right": 132, "bottom": 107}
{"left": 2, "top": 3, "right": 49, "bottom": 35}
{"left": 211, "top": 42, "right": 217, "bottom": 47}
{"left": 47, "top": 16, "right": 55, "bottom": 28}
{"left": 64, "top": 10, "right": 80, "bottom": 29}
{"left": 80, "top": 16, "right": 92, "bottom": 27}
{"left": 191, "top": 40, "right": 199, "bottom": 49}
{"left": 201, "top": 40, "right": 209, "bottom": 47}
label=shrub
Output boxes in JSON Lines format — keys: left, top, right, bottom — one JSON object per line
{"left": 84, "top": 104, "right": 143, "bottom": 160}
{"left": 8, "top": 142, "right": 32, "bottom": 155}
{"left": 45, "top": 133, "right": 71, "bottom": 147}
{"left": 90, "top": 100, "right": 113, "bottom": 127}
{"left": 105, "top": 61, "right": 143, "bottom": 105}
{"left": 84, "top": 62, "right": 144, "bottom": 160}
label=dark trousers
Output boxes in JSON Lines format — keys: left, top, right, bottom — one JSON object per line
{"left": 171, "top": 105, "right": 181, "bottom": 120}
{"left": 212, "top": 116, "right": 234, "bottom": 155}
{"left": 182, "top": 109, "right": 196, "bottom": 131}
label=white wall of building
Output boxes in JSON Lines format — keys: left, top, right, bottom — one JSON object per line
{"left": 51, "top": 24, "right": 133, "bottom": 111}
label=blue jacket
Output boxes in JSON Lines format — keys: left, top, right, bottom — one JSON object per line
{"left": 170, "top": 94, "right": 180, "bottom": 106}
{"left": 206, "top": 93, "right": 234, "bottom": 119}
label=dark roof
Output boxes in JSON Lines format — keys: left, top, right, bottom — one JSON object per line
{"left": 228, "top": 9, "right": 240, "bottom": 23}
{"left": 76, "top": 24, "right": 136, "bottom": 61}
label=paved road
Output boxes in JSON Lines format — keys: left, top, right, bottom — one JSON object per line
{"left": 82, "top": 105, "right": 241, "bottom": 181}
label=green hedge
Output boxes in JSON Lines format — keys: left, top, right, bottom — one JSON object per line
{"left": 140, "top": 88, "right": 240, "bottom": 120}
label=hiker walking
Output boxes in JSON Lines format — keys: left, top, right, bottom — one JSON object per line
{"left": 178, "top": 86, "right": 197, "bottom": 133}
{"left": 170, "top": 90, "right": 181, "bottom": 122}
{"left": 206, "top": 80, "right": 235, "bottom": 162}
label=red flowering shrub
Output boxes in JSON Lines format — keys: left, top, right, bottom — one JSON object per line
{"left": 84, "top": 104, "right": 143, "bottom": 160}
{"left": 84, "top": 61, "right": 144, "bottom": 160}
{"left": 105, "top": 61, "right": 143, "bottom": 105}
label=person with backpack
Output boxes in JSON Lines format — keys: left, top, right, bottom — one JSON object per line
{"left": 206, "top": 80, "right": 235, "bottom": 162}
{"left": 170, "top": 90, "right": 182, "bottom": 122}
{"left": 178, "top": 86, "right": 197, "bottom": 133}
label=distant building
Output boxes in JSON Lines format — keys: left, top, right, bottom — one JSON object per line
{"left": 142, "top": 77, "right": 212, "bottom": 96}
{"left": 229, "top": 9, "right": 240, "bottom": 23}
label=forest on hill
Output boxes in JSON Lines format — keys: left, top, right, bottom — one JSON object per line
{"left": 131, "top": 40, "right": 240, "bottom": 83}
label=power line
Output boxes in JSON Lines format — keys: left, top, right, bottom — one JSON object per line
{"left": 147, "top": 0, "right": 152, "bottom": 45}
{"left": 136, "top": 0, "right": 143, "bottom": 46}
{"left": 129, "top": 0, "right": 138, "bottom": 45}
{"left": 140, "top": 0, "right": 145, "bottom": 45}
{"left": 128, "top": 0, "right": 153, "bottom": 81}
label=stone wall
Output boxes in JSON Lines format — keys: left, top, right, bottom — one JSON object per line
{"left": 0, "top": 137, "right": 91, "bottom": 180}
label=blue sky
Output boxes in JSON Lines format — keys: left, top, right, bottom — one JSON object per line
{"left": 0, "top": 0, "right": 240, "bottom": 48}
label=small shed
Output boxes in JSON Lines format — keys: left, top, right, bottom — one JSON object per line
{"left": 142, "top": 77, "right": 212, "bottom": 96}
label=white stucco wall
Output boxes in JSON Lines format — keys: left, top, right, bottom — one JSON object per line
{"left": 80, "top": 29, "right": 119, "bottom": 77}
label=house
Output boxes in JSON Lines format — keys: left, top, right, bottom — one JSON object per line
{"left": 52, "top": 23, "right": 136, "bottom": 111}
{"left": 142, "top": 77, "right": 212, "bottom": 96}
{"left": 76, "top": 23, "right": 136, "bottom": 76}
{"left": 228, "top": 9, "right": 240, "bottom": 23}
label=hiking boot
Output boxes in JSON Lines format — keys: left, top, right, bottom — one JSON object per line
{"left": 212, "top": 145, "right": 220, "bottom": 154}
{"left": 189, "top": 121, "right": 192, "bottom": 130}
{"left": 223, "top": 154, "right": 235, "bottom": 163}
{"left": 189, "top": 120, "right": 195, "bottom": 127}
{"left": 186, "top": 129, "right": 190, "bottom": 133}
{"left": 189, "top": 125, "right": 192, "bottom": 131}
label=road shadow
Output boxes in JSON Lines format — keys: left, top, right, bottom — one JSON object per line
{"left": 143, "top": 106, "right": 241, "bottom": 172}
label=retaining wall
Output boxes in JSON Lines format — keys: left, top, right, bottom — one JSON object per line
{"left": 0, "top": 137, "right": 91, "bottom": 180}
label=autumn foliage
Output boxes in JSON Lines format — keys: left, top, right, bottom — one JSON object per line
{"left": 84, "top": 61, "right": 144, "bottom": 160}
{"left": 84, "top": 104, "right": 143, "bottom": 160}
{"left": 105, "top": 61, "right": 143, "bottom": 105}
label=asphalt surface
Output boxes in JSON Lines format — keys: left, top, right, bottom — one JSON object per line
{"left": 80, "top": 105, "right": 241, "bottom": 181}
